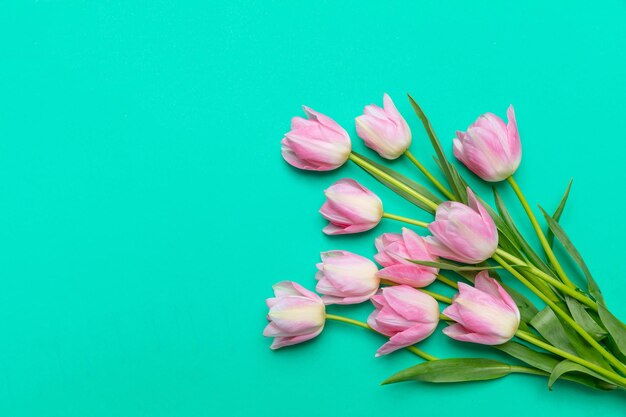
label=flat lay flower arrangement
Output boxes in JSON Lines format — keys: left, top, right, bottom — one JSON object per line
{"left": 264, "top": 93, "right": 626, "bottom": 392}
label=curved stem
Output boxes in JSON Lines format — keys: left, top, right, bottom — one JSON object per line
{"left": 507, "top": 176, "right": 576, "bottom": 289}
{"left": 495, "top": 248, "right": 597, "bottom": 311}
{"left": 349, "top": 153, "right": 439, "bottom": 211}
{"left": 382, "top": 213, "right": 429, "bottom": 228}
{"left": 325, "top": 314, "right": 437, "bottom": 361}
{"left": 404, "top": 151, "right": 455, "bottom": 200}
{"left": 516, "top": 330, "right": 626, "bottom": 388}
{"left": 493, "top": 254, "right": 626, "bottom": 375}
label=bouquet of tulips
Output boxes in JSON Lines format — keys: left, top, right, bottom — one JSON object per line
{"left": 263, "top": 93, "right": 626, "bottom": 392}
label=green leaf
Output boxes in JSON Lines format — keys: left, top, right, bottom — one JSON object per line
{"left": 382, "top": 358, "right": 511, "bottom": 384}
{"left": 597, "top": 305, "right": 626, "bottom": 358}
{"left": 565, "top": 296, "right": 607, "bottom": 341}
{"left": 539, "top": 206, "right": 626, "bottom": 357}
{"left": 493, "top": 188, "right": 553, "bottom": 275}
{"left": 407, "top": 94, "right": 463, "bottom": 201}
{"left": 495, "top": 342, "right": 616, "bottom": 390}
{"left": 547, "top": 179, "right": 573, "bottom": 248}
{"left": 539, "top": 206, "right": 593, "bottom": 295}
{"left": 531, "top": 306, "right": 613, "bottom": 370}
{"left": 351, "top": 151, "right": 442, "bottom": 214}
{"left": 407, "top": 259, "right": 501, "bottom": 272}
{"left": 548, "top": 360, "right": 617, "bottom": 390}
{"left": 530, "top": 307, "right": 576, "bottom": 355}
{"left": 495, "top": 341, "right": 558, "bottom": 372}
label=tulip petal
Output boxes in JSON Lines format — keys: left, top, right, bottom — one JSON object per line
{"left": 443, "top": 323, "right": 508, "bottom": 345}
{"left": 270, "top": 327, "right": 324, "bottom": 350}
{"left": 375, "top": 324, "right": 437, "bottom": 356}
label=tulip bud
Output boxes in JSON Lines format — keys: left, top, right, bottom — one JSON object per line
{"left": 374, "top": 228, "right": 439, "bottom": 287}
{"left": 454, "top": 105, "right": 521, "bottom": 182}
{"left": 320, "top": 179, "right": 383, "bottom": 235}
{"left": 355, "top": 93, "right": 412, "bottom": 159}
{"left": 425, "top": 188, "right": 498, "bottom": 264}
{"left": 367, "top": 285, "right": 440, "bottom": 357}
{"left": 263, "top": 281, "right": 325, "bottom": 349}
{"left": 315, "top": 251, "right": 380, "bottom": 305}
{"left": 442, "top": 271, "right": 520, "bottom": 345}
{"left": 281, "top": 106, "right": 351, "bottom": 171}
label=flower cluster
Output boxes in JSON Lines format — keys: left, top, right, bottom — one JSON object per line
{"left": 263, "top": 93, "right": 626, "bottom": 392}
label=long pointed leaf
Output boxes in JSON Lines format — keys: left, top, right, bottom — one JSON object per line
{"left": 493, "top": 188, "right": 553, "bottom": 275}
{"left": 351, "top": 151, "right": 441, "bottom": 214}
{"left": 407, "top": 259, "right": 501, "bottom": 272}
{"left": 565, "top": 296, "right": 607, "bottom": 341}
{"left": 495, "top": 342, "right": 616, "bottom": 390}
{"left": 407, "top": 95, "right": 462, "bottom": 200}
{"left": 548, "top": 360, "right": 617, "bottom": 390}
{"left": 539, "top": 206, "right": 626, "bottom": 357}
{"left": 547, "top": 179, "right": 573, "bottom": 247}
{"left": 382, "top": 358, "right": 511, "bottom": 384}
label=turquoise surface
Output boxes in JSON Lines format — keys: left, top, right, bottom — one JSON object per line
{"left": 1, "top": 1, "right": 625, "bottom": 416}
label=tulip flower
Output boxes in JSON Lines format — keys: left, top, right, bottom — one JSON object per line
{"left": 367, "top": 285, "right": 440, "bottom": 356}
{"left": 320, "top": 179, "right": 383, "bottom": 235}
{"left": 442, "top": 271, "right": 520, "bottom": 345}
{"left": 263, "top": 281, "right": 326, "bottom": 349}
{"left": 454, "top": 105, "right": 521, "bottom": 182}
{"left": 425, "top": 188, "right": 498, "bottom": 264}
{"left": 315, "top": 250, "right": 380, "bottom": 305}
{"left": 281, "top": 106, "right": 352, "bottom": 171}
{"left": 355, "top": 93, "right": 412, "bottom": 159}
{"left": 374, "top": 228, "right": 439, "bottom": 287}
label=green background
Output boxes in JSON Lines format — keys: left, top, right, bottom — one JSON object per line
{"left": 1, "top": 1, "right": 625, "bottom": 416}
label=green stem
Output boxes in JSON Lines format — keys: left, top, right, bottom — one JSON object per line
{"left": 436, "top": 274, "right": 458, "bottom": 289}
{"left": 495, "top": 248, "right": 598, "bottom": 311}
{"left": 349, "top": 153, "right": 439, "bottom": 211}
{"left": 325, "top": 314, "right": 437, "bottom": 361}
{"left": 506, "top": 176, "right": 576, "bottom": 289}
{"left": 516, "top": 330, "right": 626, "bottom": 388}
{"left": 404, "top": 151, "right": 455, "bottom": 200}
{"left": 382, "top": 212, "right": 429, "bottom": 228}
{"left": 493, "top": 254, "right": 626, "bottom": 375}
{"left": 420, "top": 289, "right": 452, "bottom": 304}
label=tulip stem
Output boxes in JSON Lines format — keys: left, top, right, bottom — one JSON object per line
{"left": 515, "top": 330, "right": 626, "bottom": 388}
{"left": 436, "top": 274, "right": 458, "bottom": 289}
{"left": 349, "top": 153, "right": 439, "bottom": 211}
{"left": 404, "top": 151, "right": 455, "bottom": 200}
{"left": 382, "top": 213, "right": 429, "bottom": 228}
{"left": 493, "top": 254, "right": 626, "bottom": 375}
{"left": 324, "top": 313, "right": 437, "bottom": 361}
{"left": 419, "top": 289, "right": 452, "bottom": 304}
{"left": 506, "top": 176, "right": 576, "bottom": 290}
{"left": 494, "top": 248, "right": 597, "bottom": 311}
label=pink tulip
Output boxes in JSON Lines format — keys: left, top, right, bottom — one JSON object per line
{"left": 281, "top": 106, "right": 351, "bottom": 171}
{"left": 320, "top": 179, "right": 383, "bottom": 235}
{"left": 425, "top": 188, "right": 498, "bottom": 264}
{"left": 315, "top": 250, "right": 380, "bottom": 305}
{"left": 367, "top": 285, "right": 440, "bottom": 356}
{"left": 355, "top": 93, "right": 412, "bottom": 159}
{"left": 454, "top": 105, "right": 521, "bottom": 182}
{"left": 374, "top": 228, "right": 439, "bottom": 287}
{"left": 442, "top": 271, "right": 520, "bottom": 345}
{"left": 263, "top": 281, "right": 325, "bottom": 349}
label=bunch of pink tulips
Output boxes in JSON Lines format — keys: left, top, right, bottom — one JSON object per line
{"left": 266, "top": 94, "right": 626, "bottom": 391}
